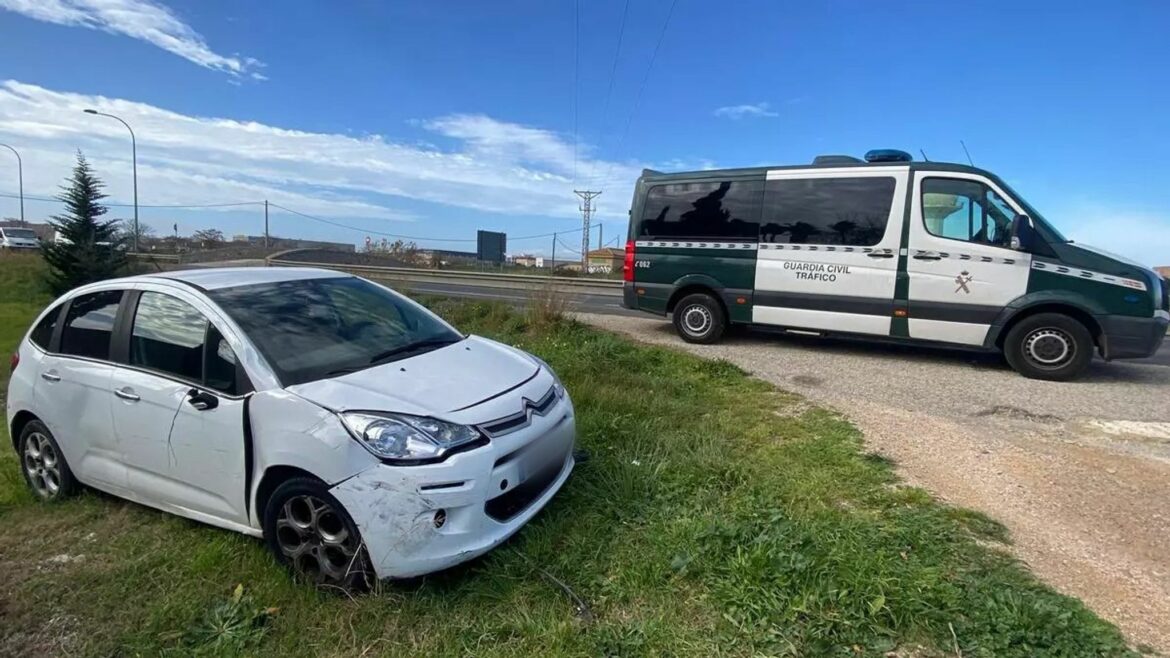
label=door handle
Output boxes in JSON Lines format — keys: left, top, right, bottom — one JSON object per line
{"left": 866, "top": 252, "right": 894, "bottom": 259}
{"left": 186, "top": 388, "right": 219, "bottom": 411}
{"left": 40, "top": 371, "right": 60, "bottom": 382}
{"left": 114, "top": 387, "right": 140, "bottom": 402}
{"left": 913, "top": 254, "right": 943, "bottom": 261}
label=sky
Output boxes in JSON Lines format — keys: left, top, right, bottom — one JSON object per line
{"left": 0, "top": 0, "right": 1167, "bottom": 264}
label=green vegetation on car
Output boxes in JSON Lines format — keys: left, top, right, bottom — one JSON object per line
{"left": 0, "top": 254, "right": 1139, "bottom": 656}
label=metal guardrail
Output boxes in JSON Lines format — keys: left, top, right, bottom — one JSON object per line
{"left": 265, "top": 258, "right": 624, "bottom": 293}
{"left": 127, "top": 252, "right": 182, "bottom": 262}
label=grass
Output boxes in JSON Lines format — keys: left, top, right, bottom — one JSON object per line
{"left": 0, "top": 252, "right": 1140, "bottom": 656}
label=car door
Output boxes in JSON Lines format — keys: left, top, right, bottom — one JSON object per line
{"left": 34, "top": 289, "right": 128, "bottom": 495}
{"left": 906, "top": 172, "right": 1032, "bottom": 346}
{"left": 754, "top": 167, "right": 908, "bottom": 335}
{"left": 111, "top": 287, "right": 251, "bottom": 525}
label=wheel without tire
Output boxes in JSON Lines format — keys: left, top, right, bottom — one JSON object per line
{"left": 1003, "top": 312, "right": 1094, "bottom": 381}
{"left": 263, "top": 477, "right": 373, "bottom": 591}
{"left": 19, "top": 420, "right": 79, "bottom": 501}
{"left": 672, "top": 292, "right": 726, "bottom": 344}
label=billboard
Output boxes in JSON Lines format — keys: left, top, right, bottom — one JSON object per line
{"left": 477, "top": 230, "right": 506, "bottom": 263}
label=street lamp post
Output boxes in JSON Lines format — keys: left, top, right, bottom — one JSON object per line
{"left": 0, "top": 143, "right": 23, "bottom": 226}
{"left": 83, "top": 109, "right": 138, "bottom": 252}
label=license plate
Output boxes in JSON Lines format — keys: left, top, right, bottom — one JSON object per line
{"left": 517, "top": 438, "right": 569, "bottom": 481}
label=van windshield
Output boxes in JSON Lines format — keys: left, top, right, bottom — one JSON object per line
{"left": 3, "top": 228, "right": 37, "bottom": 239}
{"left": 208, "top": 276, "right": 463, "bottom": 386}
{"left": 995, "top": 179, "right": 1068, "bottom": 243}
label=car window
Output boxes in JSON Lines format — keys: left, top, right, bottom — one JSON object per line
{"left": 639, "top": 179, "right": 763, "bottom": 240}
{"left": 208, "top": 276, "right": 463, "bottom": 386}
{"left": 130, "top": 292, "right": 244, "bottom": 394}
{"left": 760, "top": 177, "right": 896, "bottom": 246}
{"left": 29, "top": 303, "right": 64, "bottom": 350}
{"left": 922, "top": 178, "right": 1015, "bottom": 248}
{"left": 204, "top": 325, "right": 241, "bottom": 395}
{"left": 131, "top": 292, "right": 209, "bottom": 382}
{"left": 60, "top": 290, "right": 123, "bottom": 360}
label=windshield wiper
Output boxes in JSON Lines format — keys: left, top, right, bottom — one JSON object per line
{"left": 367, "top": 336, "right": 463, "bottom": 366}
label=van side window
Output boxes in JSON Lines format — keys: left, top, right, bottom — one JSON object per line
{"left": 60, "top": 290, "right": 123, "bottom": 360}
{"left": 761, "top": 177, "right": 896, "bottom": 246}
{"left": 921, "top": 178, "right": 1015, "bottom": 248}
{"left": 29, "top": 303, "right": 64, "bottom": 351}
{"left": 639, "top": 179, "right": 763, "bottom": 240}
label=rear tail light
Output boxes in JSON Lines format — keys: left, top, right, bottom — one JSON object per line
{"left": 9, "top": 351, "right": 18, "bottom": 373}
{"left": 623, "top": 240, "right": 635, "bottom": 282}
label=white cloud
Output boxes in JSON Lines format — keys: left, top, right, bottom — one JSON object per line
{"left": 0, "top": 0, "right": 263, "bottom": 79}
{"left": 0, "top": 80, "right": 644, "bottom": 227}
{"left": 713, "top": 102, "right": 778, "bottom": 120}
{"left": 1064, "top": 210, "right": 1170, "bottom": 269}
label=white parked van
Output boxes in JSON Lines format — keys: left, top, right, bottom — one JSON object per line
{"left": 622, "top": 149, "right": 1169, "bottom": 380}
{"left": 0, "top": 226, "right": 40, "bottom": 249}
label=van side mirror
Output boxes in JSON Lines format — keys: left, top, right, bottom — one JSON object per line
{"left": 1010, "top": 213, "right": 1036, "bottom": 251}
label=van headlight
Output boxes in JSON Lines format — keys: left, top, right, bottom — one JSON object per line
{"left": 340, "top": 412, "right": 485, "bottom": 464}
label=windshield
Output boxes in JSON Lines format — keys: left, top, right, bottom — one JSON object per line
{"left": 3, "top": 228, "right": 37, "bottom": 239}
{"left": 994, "top": 178, "right": 1068, "bottom": 243}
{"left": 208, "top": 276, "right": 463, "bottom": 386}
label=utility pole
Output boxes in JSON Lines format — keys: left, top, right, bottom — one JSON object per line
{"left": 264, "top": 200, "right": 269, "bottom": 250}
{"left": 550, "top": 232, "right": 557, "bottom": 273}
{"left": 598, "top": 223, "right": 603, "bottom": 252}
{"left": 0, "top": 144, "right": 23, "bottom": 226}
{"left": 574, "top": 190, "right": 601, "bottom": 271}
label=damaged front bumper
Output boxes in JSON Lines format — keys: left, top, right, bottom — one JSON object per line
{"left": 330, "top": 396, "right": 576, "bottom": 579}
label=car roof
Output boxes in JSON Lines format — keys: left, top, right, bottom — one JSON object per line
{"left": 130, "top": 266, "right": 351, "bottom": 291}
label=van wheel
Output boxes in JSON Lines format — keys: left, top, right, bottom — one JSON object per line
{"left": 263, "top": 478, "right": 373, "bottom": 592}
{"left": 19, "top": 421, "right": 79, "bottom": 501}
{"left": 1003, "top": 313, "right": 1093, "bottom": 381}
{"left": 672, "top": 293, "right": 726, "bottom": 344}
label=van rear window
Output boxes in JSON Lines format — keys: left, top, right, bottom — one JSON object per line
{"left": 638, "top": 179, "right": 762, "bottom": 240}
{"left": 761, "top": 177, "right": 896, "bottom": 246}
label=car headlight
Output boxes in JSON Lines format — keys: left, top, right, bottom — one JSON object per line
{"left": 527, "top": 353, "right": 565, "bottom": 398}
{"left": 340, "top": 412, "right": 485, "bottom": 464}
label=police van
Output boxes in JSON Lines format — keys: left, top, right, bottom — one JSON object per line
{"left": 621, "top": 150, "right": 1170, "bottom": 380}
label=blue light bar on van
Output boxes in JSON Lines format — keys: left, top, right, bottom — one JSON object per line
{"left": 864, "top": 149, "right": 913, "bottom": 163}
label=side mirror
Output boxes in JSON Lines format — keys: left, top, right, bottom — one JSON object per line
{"left": 1010, "top": 213, "right": 1035, "bottom": 251}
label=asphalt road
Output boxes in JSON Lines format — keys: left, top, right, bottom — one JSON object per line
{"left": 395, "top": 278, "right": 1170, "bottom": 367}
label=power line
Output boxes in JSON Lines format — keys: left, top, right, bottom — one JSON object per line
{"left": 583, "top": 0, "right": 631, "bottom": 189}
{"left": 596, "top": 0, "right": 678, "bottom": 190}
{"left": 0, "top": 191, "right": 262, "bottom": 209}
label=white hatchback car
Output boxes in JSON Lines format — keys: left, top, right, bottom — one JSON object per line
{"left": 7, "top": 267, "right": 576, "bottom": 588}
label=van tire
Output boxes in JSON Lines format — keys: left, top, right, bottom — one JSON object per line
{"left": 672, "top": 293, "right": 726, "bottom": 344}
{"left": 1003, "top": 313, "right": 1093, "bottom": 381}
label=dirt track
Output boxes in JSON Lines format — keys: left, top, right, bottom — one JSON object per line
{"left": 578, "top": 313, "right": 1170, "bottom": 653}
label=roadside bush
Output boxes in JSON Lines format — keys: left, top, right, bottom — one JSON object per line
{"left": 526, "top": 283, "right": 569, "bottom": 329}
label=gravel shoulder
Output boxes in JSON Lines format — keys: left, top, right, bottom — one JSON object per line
{"left": 577, "top": 312, "right": 1170, "bottom": 653}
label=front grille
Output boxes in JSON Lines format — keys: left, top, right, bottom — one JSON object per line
{"left": 484, "top": 455, "right": 565, "bottom": 522}
{"left": 479, "top": 385, "right": 558, "bottom": 437}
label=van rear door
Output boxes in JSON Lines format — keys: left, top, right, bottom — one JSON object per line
{"left": 905, "top": 172, "right": 1032, "bottom": 345}
{"left": 754, "top": 167, "right": 908, "bottom": 335}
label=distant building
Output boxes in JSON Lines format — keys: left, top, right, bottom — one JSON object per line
{"left": 417, "top": 248, "right": 479, "bottom": 265}
{"left": 1155, "top": 265, "right": 1169, "bottom": 278}
{"left": 511, "top": 254, "right": 538, "bottom": 267}
{"left": 586, "top": 247, "right": 625, "bottom": 273}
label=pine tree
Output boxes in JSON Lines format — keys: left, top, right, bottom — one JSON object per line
{"left": 41, "top": 152, "right": 127, "bottom": 295}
